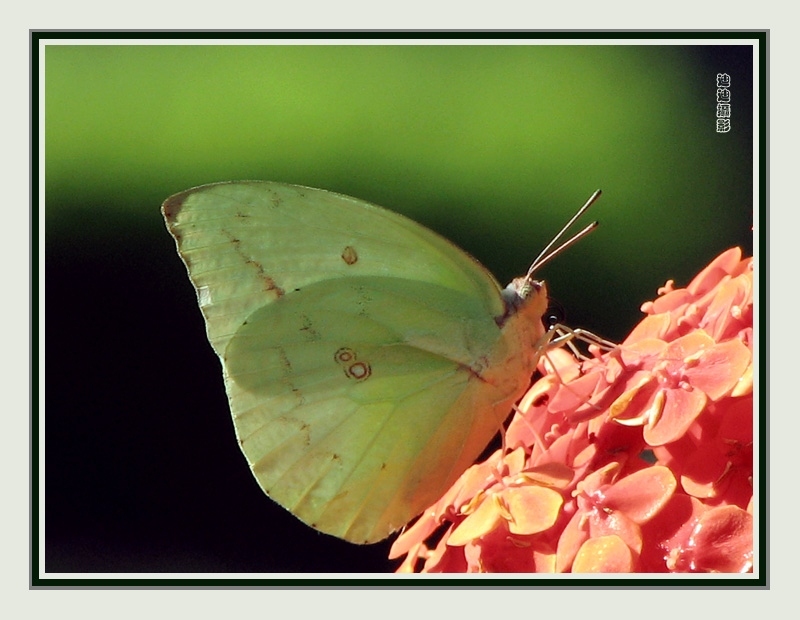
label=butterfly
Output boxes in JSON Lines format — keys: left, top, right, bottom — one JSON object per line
{"left": 162, "top": 181, "right": 601, "bottom": 544}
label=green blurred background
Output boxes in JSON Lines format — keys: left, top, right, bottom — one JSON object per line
{"left": 44, "top": 41, "right": 754, "bottom": 574}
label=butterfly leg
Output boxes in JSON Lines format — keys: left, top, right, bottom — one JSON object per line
{"left": 545, "top": 324, "right": 618, "bottom": 360}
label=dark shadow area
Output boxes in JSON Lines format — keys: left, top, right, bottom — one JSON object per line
{"left": 45, "top": 208, "right": 397, "bottom": 573}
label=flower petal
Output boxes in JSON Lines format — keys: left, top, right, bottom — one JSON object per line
{"left": 516, "top": 462, "right": 575, "bottom": 489}
{"left": 687, "top": 247, "right": 742, "bottom": 296}
{"left": 447, "top": 495, "right": 502, "bottom": 546}
{"left": 644, "top": 387, "right": 707, "bottom": 446}
{"left": 555, "top": 510, "right": 588, "bottom": 572}
{"left": 603, "top": 466, "right": 677, "bottom": 524}
{"left": 572, "top": 535, "right": 635, "bottom": 572}
{"left": 687, "top": 338, "right": 752, "bottom": 401}
{"left": 503, "top": 486, "right": 564, "bottom": 535}
{"left": 689, "top": 505, "right": 753, "bottom": 572}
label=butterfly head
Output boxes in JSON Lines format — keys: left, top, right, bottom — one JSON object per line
{"left": 502, "top": 275, "right": 544, "bottom": 306}
{"left": 498, "top": 275, "right": 548, "bottom": 327}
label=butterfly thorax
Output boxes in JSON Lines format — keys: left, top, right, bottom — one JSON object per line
{"left": 477, "top": 277, "right": 549, "bottom": 397}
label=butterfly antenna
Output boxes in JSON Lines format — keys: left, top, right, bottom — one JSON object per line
{"left": 525, "top": 190, "right": 602, "bottom": 280}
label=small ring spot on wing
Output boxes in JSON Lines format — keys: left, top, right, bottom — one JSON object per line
{"left": 344, "top": 361, "right": 371, "bottom": 381}
{"left": 334, "top": 347, "right": 356, "bottom": 364}
{"left": 334, "top": 347, "right": 371, "bottom": 381}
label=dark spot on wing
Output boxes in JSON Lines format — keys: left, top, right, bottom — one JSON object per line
{"left": 341, "top": 245, "right": 358, "bottom": 265}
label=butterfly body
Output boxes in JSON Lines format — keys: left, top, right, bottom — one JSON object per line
{"left": 163, "top": 181, "right": 551, "bottom": 543}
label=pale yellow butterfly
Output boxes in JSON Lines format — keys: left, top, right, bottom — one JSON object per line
{"left": 162, "top": 182, "right": 601, "bottom": 544}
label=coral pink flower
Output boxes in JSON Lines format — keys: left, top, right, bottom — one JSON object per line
{"left": 390, "top": 248, "right": 754, "bottom": 573}
{"left": 609, "top": 330, "right": 751, "bottom": 446}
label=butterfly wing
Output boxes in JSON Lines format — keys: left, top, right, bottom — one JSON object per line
{"left": 163, "top": 182, "right": 547, "bottom": 543}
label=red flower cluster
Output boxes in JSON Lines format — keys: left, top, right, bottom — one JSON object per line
{"left": 390, "top": 248, "right": 754, "bottom": 573}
